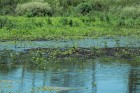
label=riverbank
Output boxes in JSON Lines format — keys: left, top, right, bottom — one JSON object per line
{"left": 0, "top": 16, "right": 140, "bottom": 41}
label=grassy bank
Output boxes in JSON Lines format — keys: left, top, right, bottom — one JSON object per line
{"left": 0, "top": 16, "right": 140, "bottom": 41}
{"left": 0, "top": 0, "right": 140, "bottom": 41}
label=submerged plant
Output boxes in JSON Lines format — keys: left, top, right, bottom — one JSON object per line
{"left": 33, "top": 86, "right": 85, "bottom": 92}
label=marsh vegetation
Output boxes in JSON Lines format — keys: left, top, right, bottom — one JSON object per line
{"left": 0, "top": 49, "right": 140, "bottom": 93}
{"left": 0, "top": 0, "right": 140, "bottom": 41}
{"left": 0, "top": 0, "right": 140, "bottom": 93}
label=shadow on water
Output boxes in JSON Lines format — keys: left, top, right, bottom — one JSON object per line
{"left": 0, "top": 37, "right": 140, "bottom": 93}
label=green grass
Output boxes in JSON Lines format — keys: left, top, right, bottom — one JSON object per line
{"left": 0, "top": 16, "right": 140, "bottom": 41}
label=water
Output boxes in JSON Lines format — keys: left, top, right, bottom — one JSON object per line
{"left": 0, "top": 57, "right": 140, "bottom": 93}
{"left": 0, "top": 37, "right": 140, "bottom": 51}
{"left": 0, "top": 37, "right": 140, "bottom": 93}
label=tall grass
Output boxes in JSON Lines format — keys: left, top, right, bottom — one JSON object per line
{"left": 0, "top": 0, "right": 140, "bottom": 40}
{"left": 0, "top": 16, "right": 139, "bottom": 41}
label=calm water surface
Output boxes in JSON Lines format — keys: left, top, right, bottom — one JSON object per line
{"left": 0, "top": 37, "right": 140, "bottom": 93}
{"left": 0, "top": 57, "right": 140, "bottom": 93}
{"left": 0, "top": 37, "right": 140, "bottom": 51}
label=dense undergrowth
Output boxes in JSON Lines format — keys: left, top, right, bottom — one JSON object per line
{"left": 0, "top": 0, "right": 140, "bottom": 40}
{"left": 1, "top": 0, "right": 140, "bottom": 16}
{"left": 0, "top": 16, "right": 140, "bottom": 41}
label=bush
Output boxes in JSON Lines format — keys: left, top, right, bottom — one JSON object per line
{"left": 91, "top": 0, "right": 109, "bottom": 11}
{"left": 0, "top": 17, "right": 14, "bottom": 29}
{"left": 76, "top": 3, "right": 92, "bottom": 15}
{"left": 75, "top": 1, "right": 110, "bottom": 15}
{"left": 15, "top": 1, "right": 52, "bottom": 17}
{"left": 0, "top": 17, "right": 8, "bottom": 28}
{"left": 121, "top": 5, "right": 140, "bottom": 18}
{"left": 0, "top": 0, "right": 31, "bottom": 15}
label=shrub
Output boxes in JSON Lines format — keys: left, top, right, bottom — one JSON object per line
{"left": 121, "top": 5, "right": 140, "bottom": 18}
{"left": 91, "top": 0, "right": 109, "bottom": 11}
{"left": 76, "top": 3, "right": 92, "bottom": 15}
{"left": 59, "top": 18, "right": 69, "bottom": 25}
{"left": 0, "top": 17, "right": 8, "bottom": 28}
{"left": 15, "top": 1, "right": 52, "bottom": 17}
{"left": 115, "top": 0, "right": 140, "bottom": 6}
{"left": 0, "top": 17, "right": 14, "bottom": 29}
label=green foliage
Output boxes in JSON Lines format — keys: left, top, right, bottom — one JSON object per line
{"left": 0, "top": 17, "right": 9, "bottom": 28}
{"left": 1, "top": 0, "right": 140, "bottom": 17}
{"left": 0, "top": 0, "right": 31, "bottom": 15}
{"left": 15, "top": 1, "right": 52, "bottom": 17}
{"left": 0, "top": 17, "right": 15, "bottom": 29}
{"left": 90, "top": 0, "right": 109, "bottom": 11}
{"left": 0, "top": 16, "right": 139, "bottom": 41}
{"left": 59, "top": 18, "right": 83, "bottom": 27}
{"left": 121, "top": 5, "right": 140, "bottom": 18}
{"left": 76, "top": 3, "right": 92, "bottom": 15}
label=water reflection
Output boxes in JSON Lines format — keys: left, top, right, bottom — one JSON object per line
{"left": 0, "top": 58, "right": 96, "bottom": 93}
{"left": 0, "top": 55, "right": 140, "bottom": 93}
{"left": 128, "top": 67, "right": 140, "bottom": 93}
